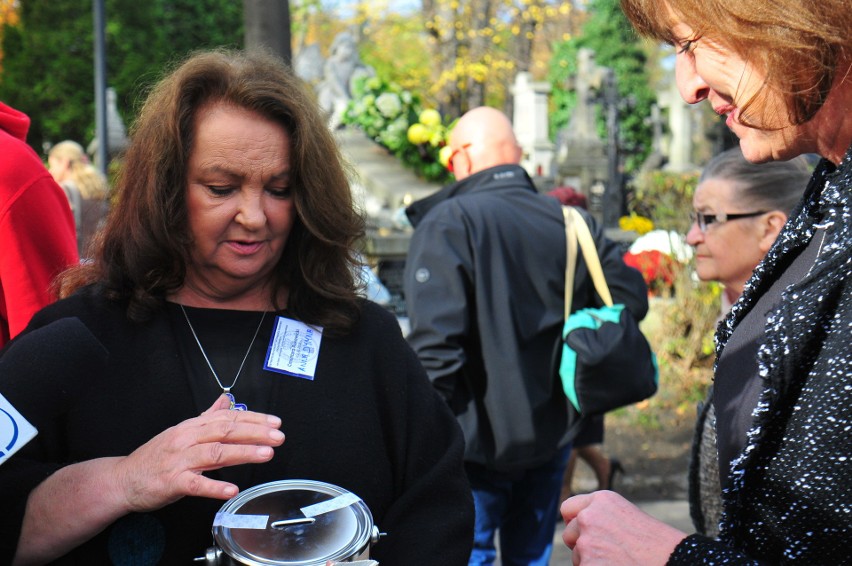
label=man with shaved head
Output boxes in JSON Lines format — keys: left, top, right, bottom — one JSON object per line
{"left": 403, "top": 107, "right": 647, "bottom": 565}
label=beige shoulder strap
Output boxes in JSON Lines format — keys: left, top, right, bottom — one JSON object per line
{"left": 562, "top": 206, "right": 579, "bottom": 319}
{"left": 565, "top": 207, "right": 614, "bottom": 309}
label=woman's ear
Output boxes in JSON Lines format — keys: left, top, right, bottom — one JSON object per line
{"left": 758, "top": 211, "right": 788, "bottom": 254}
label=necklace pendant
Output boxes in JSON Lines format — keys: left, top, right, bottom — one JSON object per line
{"left": 225, "top": 392, "right": 248, "bottom": 411}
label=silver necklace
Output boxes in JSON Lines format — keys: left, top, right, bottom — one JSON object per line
{"left": 180, "top": 304, "right": 266, "bottom": 411}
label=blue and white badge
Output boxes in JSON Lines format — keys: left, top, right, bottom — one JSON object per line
{"left": 264, "top": 316, "right": 323, "bottom": 380}
{"left": 0, "top": 392, "right": 38, "bottom": 466}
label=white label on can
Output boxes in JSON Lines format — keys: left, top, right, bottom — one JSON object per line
{"left": 301, "top": 493, "right": 361, "bottom": 517}
{"left": 213, "top": 512, "right": 269, "bottom": 529}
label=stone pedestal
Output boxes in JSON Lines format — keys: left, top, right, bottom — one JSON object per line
{"left": 335, "top": 128, "right": 445, "bottom": 317}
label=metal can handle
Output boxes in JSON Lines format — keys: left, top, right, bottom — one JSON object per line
{"left": 193, "top": 546, "right": 224, "bottom": 564}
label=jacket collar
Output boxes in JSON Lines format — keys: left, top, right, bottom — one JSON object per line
{"left": 405, "top": 164, "right": 534, "bottom": 228}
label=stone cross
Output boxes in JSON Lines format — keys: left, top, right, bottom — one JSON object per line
{"left": 554, "top": 49, "right": 609, "bottom": 206}
{"left": 567, "top": 48, "right": 608, "bottom": 142}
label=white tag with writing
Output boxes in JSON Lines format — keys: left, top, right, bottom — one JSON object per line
{"left": 300, "top": 492, "right": 362, "bottom": 517}
{"left": 264, "top": 316, "right": 323, "bottom": 380}
{"left": 0, "top": 392, "right": 38, "bottom": 466}
{"left": 213, "top": 512, "right": 269, "bottom": 529}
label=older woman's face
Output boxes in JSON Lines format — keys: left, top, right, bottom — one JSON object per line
{"left": 686, "top": 178, "right": 770, "bottom": 295}
{"left": 671, "top": 21, "right": 811, "bottom": 163}
{"left": 183, "top": 102, "right": 295, "bottom": 303}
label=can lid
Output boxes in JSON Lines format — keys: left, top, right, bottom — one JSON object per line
{"left": 212, "top": 479, "right": 374, "bottom": 566}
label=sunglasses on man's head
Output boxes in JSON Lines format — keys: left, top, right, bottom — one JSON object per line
{"left": 446, "top": 143, "right": 472, "bottom": 173}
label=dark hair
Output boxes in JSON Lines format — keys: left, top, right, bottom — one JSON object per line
{"left": 620, "top": 0, "right": 851, "bottom": 128}
{"left": 699, "top": 146, "right": 810, "bottom": 214}
{"left": 58, "top": 49, "right": 365, "bottom": 333}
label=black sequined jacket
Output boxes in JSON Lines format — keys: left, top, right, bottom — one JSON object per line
{"left": 670, "top": 144, "right": 852, "bottom": 564}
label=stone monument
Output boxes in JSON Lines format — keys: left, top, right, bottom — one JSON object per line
{"left": 554, "top": 48, "right": 610, "bottom": 220}
{"left": 639, "top": 103, "right": 668, "bottom": 172}
{"left": 657, "top": 79, "right": 703, "bottom": 172}
{"left": 293, "top": 43, "right": 324, "bottom": 86}
{"left": 313, "top": 31, "right": 375, "bottom": 130}
{"left": 511, "top": 72, "right": 555, "bottom": 185}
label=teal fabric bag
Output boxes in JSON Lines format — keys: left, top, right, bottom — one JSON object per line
{"left": 557, "top": 208, "right": 658, "bottom": 415}
{"left": 559, "top": 304, "right": 658, "bottom": 414}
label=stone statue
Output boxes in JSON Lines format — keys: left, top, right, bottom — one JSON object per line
{"left": 315, "top": 31, "right": 374, "bottom": 129}
{"left": 294, "top": 43, "right": 324, "bottom": 86}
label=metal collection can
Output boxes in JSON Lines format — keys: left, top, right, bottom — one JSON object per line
{"left": 198, "top": 479, "right": 382, "bottom": 565}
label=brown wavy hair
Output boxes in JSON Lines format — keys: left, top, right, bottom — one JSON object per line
{"left": 620, "top": 0, "right": 851, "bottom": 128}
{"left": 58, "top": 49, "right": 365, "bottom": 333}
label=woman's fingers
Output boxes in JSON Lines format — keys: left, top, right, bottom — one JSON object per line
{"left": 190, "top": 415, "right": 284, "bottom": 447}
{"left": 558, "top": 491, "right": 687, "bottom": 565}
{"left": 185, "top": 440, "right": 277, "bottom": 472}
{"left": 172, "top": 471, "right": 239, "bottom": 501}
{"left": 116, "top": 402, "right": 284, "bottom": 511}
{"left": 203, "top": 394, "right": 234, "bottom": 414}
{"left": 562, "top": 517, "right": 579, "bottom": 549}
{"left": 561, "top": 493, "right": 593, "bottom": 526}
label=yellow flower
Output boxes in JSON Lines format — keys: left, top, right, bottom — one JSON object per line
{"left": 619, "top": 214, "right": 655, "bottom": 235}
{"left": 407, "top": 123, "right": 430, "bottom": 145}
{"left": 428, "top": 127, "right": 446, "bottom": 147}
{"left": 419, "top": 109, "right": 442, "bottom": 128}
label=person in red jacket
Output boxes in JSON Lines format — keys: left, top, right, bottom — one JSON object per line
{"left": 0, "top": 101, "right": 78, "bottom": 347}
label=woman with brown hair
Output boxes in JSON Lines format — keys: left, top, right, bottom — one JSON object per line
{"left": 0, "top": 50, "right": 473, "bottom": 564}
{"left": 561, "top": 0, "right": 852, "bottom": 563}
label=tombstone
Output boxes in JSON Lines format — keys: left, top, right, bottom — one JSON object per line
{"left": 511, "top": 72, "right": 555, "bottom": 183}
{"left": 86, "top": 87, "right": 128, "bottom": 170}
{"left": 658, "top": 80, "right": 700, "bottom": 172}
{"left": 639, "top": 103, "right": 668, "bottom": 172}
{"left": 315, "top": 31, "right": 375, "bottom": 129}
{"left": 554, "top": 48, "right": 609, "bottom": 219}
{"left": 568, "top": 49, "right": 607, "bottom": 141}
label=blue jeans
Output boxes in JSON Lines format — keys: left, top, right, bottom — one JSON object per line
{"left": 466, "top": 444, "right": 572, "bottom": 566}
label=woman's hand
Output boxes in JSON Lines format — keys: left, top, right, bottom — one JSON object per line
{"left": 14, "top": 395, "right": 285, "bottom": 565}
{"left": 561, "top": 491, "right": 686, "bottom": 565}
{"left": 113, "top": 395, "right": 285, "bottom": 512}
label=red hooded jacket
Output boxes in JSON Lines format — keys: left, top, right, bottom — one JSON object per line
{"left": 0, "top": 102, "right": 78, "bottom": 347}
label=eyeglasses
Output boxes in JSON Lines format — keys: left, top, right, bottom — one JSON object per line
{"left": 690, "top": 210, "right": 768, "bottom": 233}
{"left": 446, "top": 143, "right": 472, "bottom": 173}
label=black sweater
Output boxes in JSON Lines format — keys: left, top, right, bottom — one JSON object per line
{"left": 0, "top": 289, "right": 474, "bottom": 564}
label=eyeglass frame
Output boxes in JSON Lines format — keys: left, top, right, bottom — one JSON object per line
{"left": 689, "top": 210, "right": 768, "bottom": 233}
{"left": 446, "top": 143, "right": 472, "bottom": 173}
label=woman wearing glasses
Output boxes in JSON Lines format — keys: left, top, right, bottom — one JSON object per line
{"left": 688, "top": 147, "right": 811, "bottom": 317}
{"left": 560, "top": 0, "right": 851, "bottom": 562}
{"left": 686, "top": 146, "right": 810, "bottom": 538}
